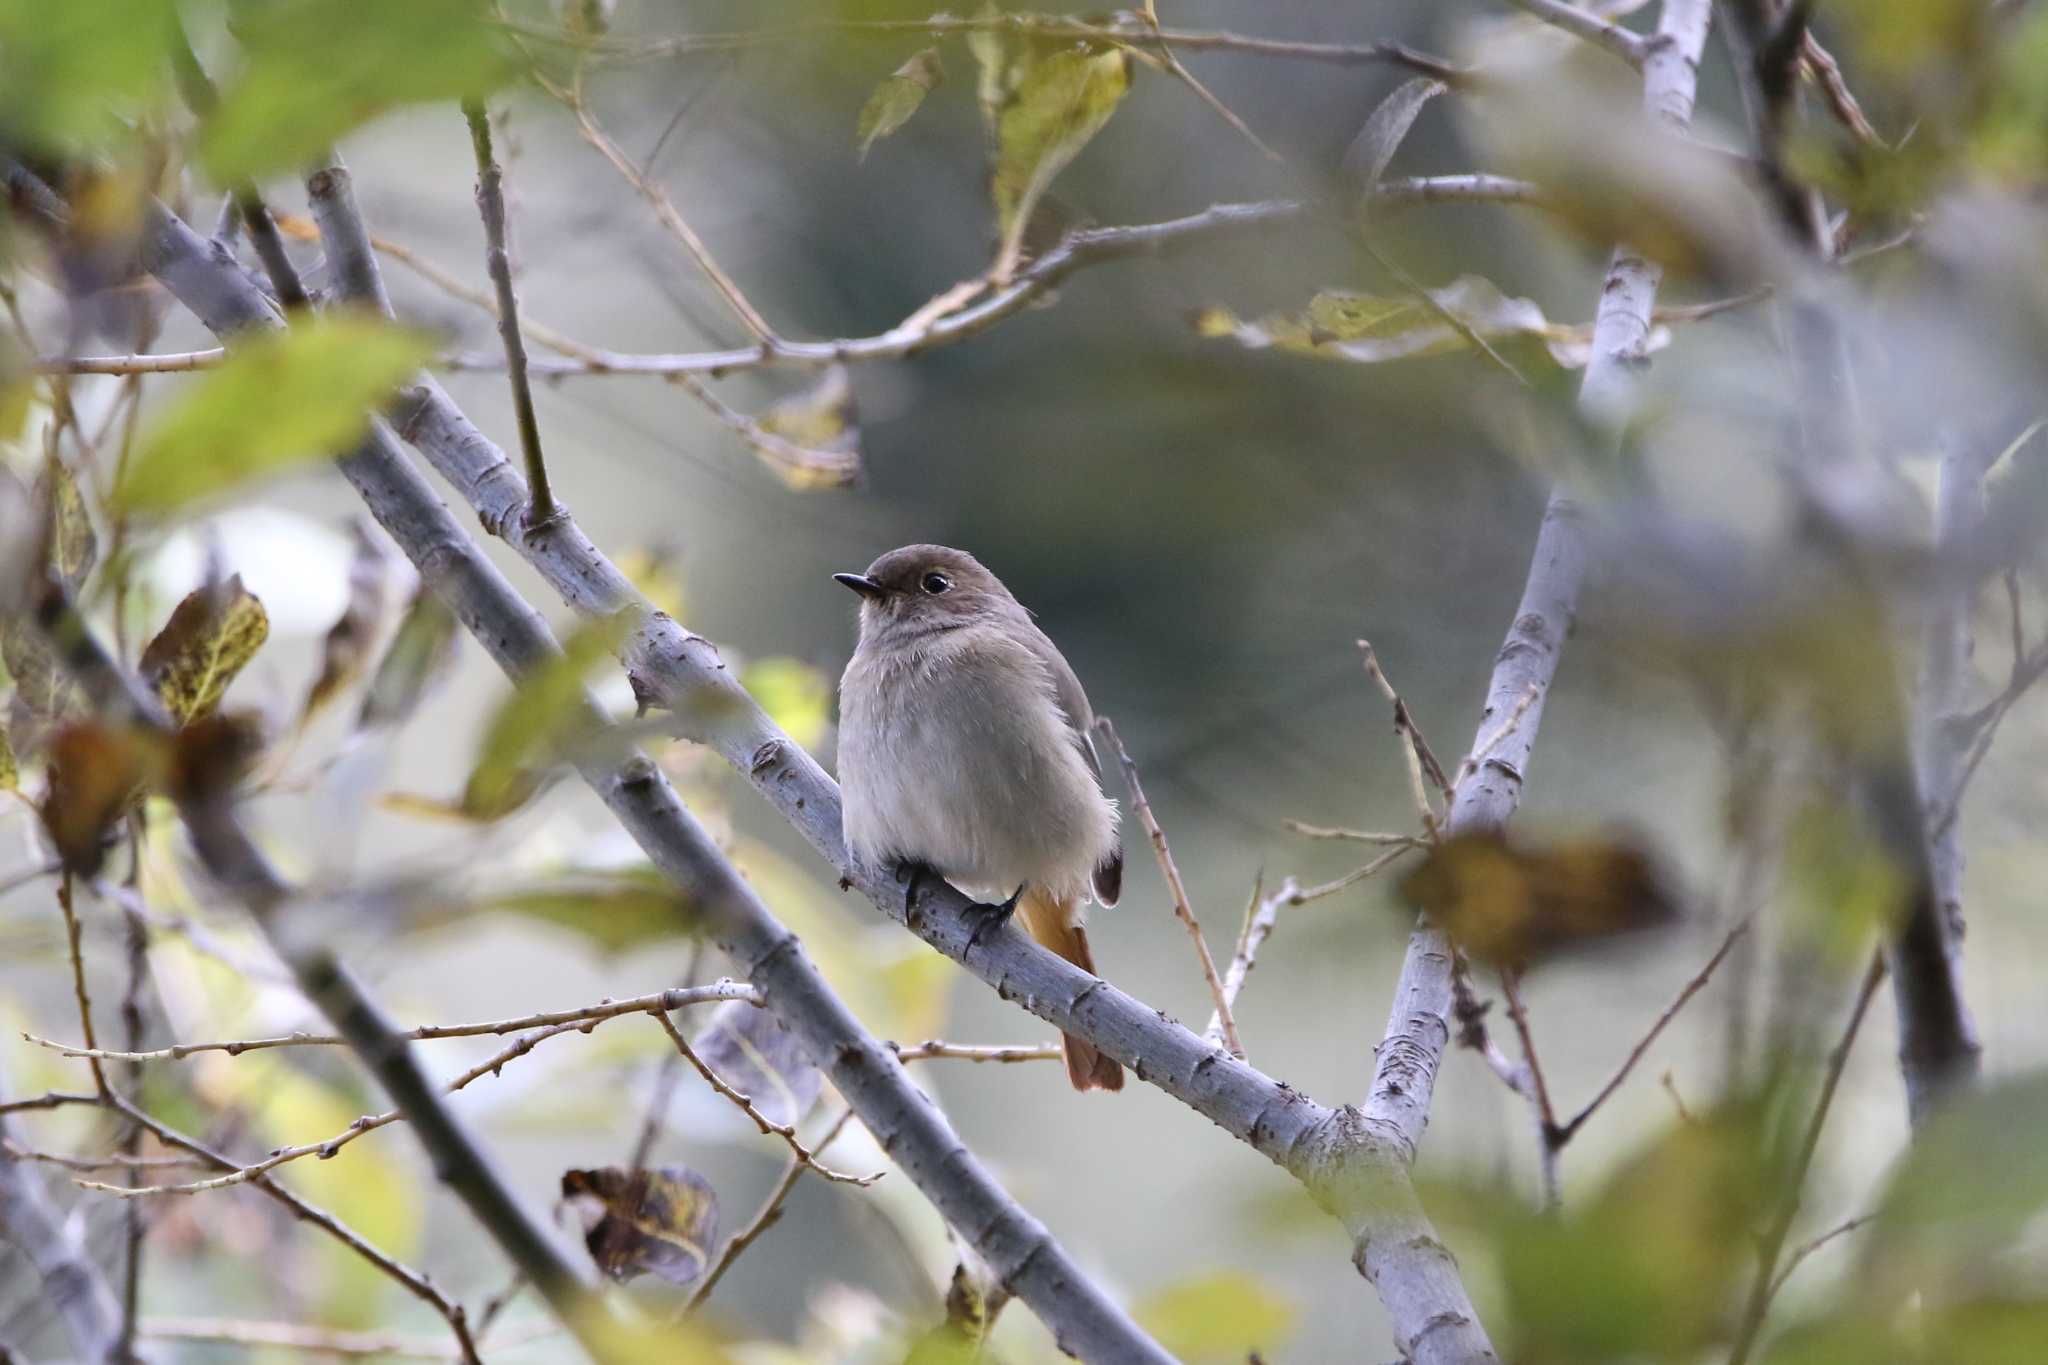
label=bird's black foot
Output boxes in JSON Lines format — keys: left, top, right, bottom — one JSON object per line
{"left": 981, "top": 883, "right": 1027, "bottom": 923}
{"left": 895, "top": 860, "right": 936, "bottom": 913}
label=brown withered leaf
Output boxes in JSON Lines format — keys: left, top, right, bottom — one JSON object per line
{"left": 1398, "top": 831, "right": 1678, "bottom": 968}
{"left": 141, "top": 576, "right": 269, "bottom": 724}
{"left": 562, "top": 1166, "right": 719, "bottom": 1286}
{"left": 40, "top": 723, "right": 164, "bottom": 875}
{"left": 166, "top": 710, "right": 267, "bottom": 803}
{"left": 302, "top": 521, "right": 392, "bottom": 725}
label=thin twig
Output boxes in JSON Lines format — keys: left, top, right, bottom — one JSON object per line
{"left": 29, "top": 982, "right": 759, "bottom": 1062}
{"left": 511, "top": 13, "right": 1474, "bottom": 85}
{"left": 1727, "top": 953, "right": 1888, "bottom": 1365}
{"left": 1130, "top": 10, "right": 1286, "bottom": 163}
{"left": 892, "top": 1041, "right": 1064, "bottom": 1064}
{"left": 1500, "top": 0, "right": 1650, "bottom": 66}
{"left": 546, "top": 73, "right": 779, "bottom": 347}
{"left": 141, "top": 1316, "right": 556, "bottom": 1359}
{"left": 687, "top": 1107, "right": 859, "bottom": 1310}
{"left": 1358, "top": 640, "right": 1453, "bottom": 829}
{"left": 1095, "top": 717, "right": 1239, "bottom": 1055}
{"left": 1497, "top": 969, "right": 1560, "bottom": 1207}
{"left": 1284, "top": 821, "right": 1429, "bottom": 847}
{"left": 653, "top": 1014, "right": 882, "bottom": 1186}
{"left": 0, "top": 1140, "right": 206, "bottom": 1174}
{"left": 1454, "top": 681, "right": 1540, "bottom": 792}
{"left": 1552, "top": 919, "right": 1752, "bottom": 1144}
{"left": 1765, "top": 1212, "right": 1876, "bottom": 1299}
{"left": 1800, "top": 32, "right": 1881, "bottom": 146}
{"left": 462, "top": 98, "right": 556, "bottom": 523}
{"left": 54, "top": 878, "right": 107, "bottom": 1095}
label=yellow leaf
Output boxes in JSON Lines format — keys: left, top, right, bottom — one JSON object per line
{"left": 739, "top": 655, "right": 831, "bottom": 750}
{"left": 990, "top": 45, "right": 1129, "bottom": 271}
{"left": 140, "top": 575, "right": 270, "bottom": 724}
{"left": 856, "top": 47, "right": 943, "bottom": 160}
{"left": 1134, "top": 1271, "right": 1296, "bottom": 1362}
{"left": 1397, "top": 830, "right": 1677, "bottom": 967}
{"left": 462, "top": 613, "right": 624, "bottom": 818}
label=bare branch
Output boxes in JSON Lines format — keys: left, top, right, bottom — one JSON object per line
{"left": 1500, "top": 0, "right": 1650, "bottom": 66}
{"left": 1728, "top": 954, "right": 1887, "bottom": 1365}
{"left": 652, "top": 1013, "right": 883, "bottom": 1186}
{"left": 1096, "top": 716, "right": 1240, "bottom": 1056}
{"left": 687, "top": 1107, "right": 859, "bottom": 1311}
{"left": 28, "top": 981, "right": 759, "bottom": 1063}
{"left": 1358, "top": 640, "right": 1452, "bottom": 832}
{"left": 0, "top": 1062, "right": 127, "bottom": 1365}
{"left": 130, "top": 178, "right": 1176, "bottom": 1363}
{"left": 461, "top": 98, "right": 556, "bottom": 522}
{"left": 892, "top": 1041, "right": 1064, "bottom": 1064}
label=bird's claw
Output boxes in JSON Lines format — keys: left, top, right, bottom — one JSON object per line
{"left": 895, "top": 860, "right": 933, "bottom": 914}
{"left": 981, "top": 883, "right": 1027, "bottom": 923}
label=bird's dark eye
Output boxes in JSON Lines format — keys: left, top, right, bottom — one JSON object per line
{"left": 920, "top": 571, "right": 952, "bottom": 595}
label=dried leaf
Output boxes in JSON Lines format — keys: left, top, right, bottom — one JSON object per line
{"left": 750, "top": 365, "right": 861, "bottom": 490}
{"left": 140, "top": 576, "right": 270, "bottom": 725}
{"left": 475, "top": 867, "right": 698, "bottom": 950}
{"left": 856, "top": 47, "right": 943, "bottom": 160}
{"left": 40, "top": 722, "right": 162, "bottom": 875}
{"left": 694, "top": 998, "right": 821, "bottom": 1131}
{"left": 562, "top": 1165, "right": 719, "bottom": 1287}
{"left": 1397, "top": 830, "right": 1677, "bottom": 967}
{"left": 990, "top": 44, "right": 1130, "bottom": 271}
{"left": 2, "top": 623, "right": 84, "bottom": 728}
{"left": 462, "top": 613, "right": 625, "bottom": 819}
{"left": 302, "top": 522, "right": 393, "bottom": 724}
{"left": 1344, "top": 76, "right": 1446, "bottom": 198}
{"left": 1193, "top": 275, "right": 1672, "bottom": 369}
{"left": 114, "top": 317, "right": 435, "bottom": 515}
{"left": 35, "top": 453, "right": 96, "bottom": 593}
{"left": 166, "top": 710, "right": 267, "bottom": 803}
{"left": 356, "top": 586, "right": 460, "bottom": 732}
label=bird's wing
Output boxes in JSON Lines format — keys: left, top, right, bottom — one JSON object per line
{"left": 1024, "top": 621, "right": 1123, "bottom": 908}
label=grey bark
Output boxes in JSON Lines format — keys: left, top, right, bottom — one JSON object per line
{"left": 137, "top": 185, "right": 1171, "bottom": 1364}
{"left": 0, "top": 1060, "right": 129, "bottom": 1364}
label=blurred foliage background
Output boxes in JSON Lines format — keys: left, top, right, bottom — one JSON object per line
{"left": 4, "top": 0, "right": 2048, "bottom": 1361}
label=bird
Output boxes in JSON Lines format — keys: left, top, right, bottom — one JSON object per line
{"left": 834, "top": 544, "right": 1125, "bottom": 1091}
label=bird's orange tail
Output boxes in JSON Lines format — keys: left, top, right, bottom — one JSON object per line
{"left": 1017, "top": 887, "right": 1124, "bottom": 1092}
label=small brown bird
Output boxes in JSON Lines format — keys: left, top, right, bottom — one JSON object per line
{"left": 835, "top": 545, "right": 1125, "bottom": 1091}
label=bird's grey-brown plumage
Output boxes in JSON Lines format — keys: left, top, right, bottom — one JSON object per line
{"left": 835, "top": 545, "right": 1124, "bottom": 1090}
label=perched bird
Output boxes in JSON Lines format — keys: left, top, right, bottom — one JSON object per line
{"left": 835, "top": 545, "right": 1125, "bottom": 1091}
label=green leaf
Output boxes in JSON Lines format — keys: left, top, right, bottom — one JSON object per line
{"left": 36, "top": 454, "right": 96, "bottom": 593}
{"left": 201, "top": 0, "right": 515, "bottom": 180}
{"left": 1194, "top": 276, "right": 1672, "bottom": 368}
{"left": 140, "top": 576, "right": 270, "bottom": 724}
{"left": 356, "top": 586, "right": 460, "bottom": 732}
{"left": 0, "top": 718, "right": 17, "bottom": 792}
{"left": 739, "top": 656, "right": 831, "bottom": 751}
{"left": 0, "top": 0, "right": 178, "bottom": 153}
{"left": 562, "top": 1165, "right": 719, "bottom": 1287}
{"left": 856, "top": 47, "right": 943, "bottom": 161}
{"left": 1133, "top": 1271, "right": 1296, "bottom": 1362}
{"left": 1, "top": 622, "right": 84, "bottom": 728}
{"left": 990, "top": 44, "right": 1130, "bottom": 271}
{"left": 115, "top": 317, "right": 436, "bottom": 515}
{"left": 462, "top": 613, "right": 625, "bottom": 818}
{"left": 1346, "top": 76, "right": 1446, "bottom": 197}
{"left": 476, "top": 867, "right": 698, "bottom": 951}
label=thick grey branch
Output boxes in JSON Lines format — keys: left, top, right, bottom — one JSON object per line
{"left": 140, "top": 184, "right": 1171, "bottom": 1365}
{"left": 0, "top": 1058, "right": 129, "bottom": 1365}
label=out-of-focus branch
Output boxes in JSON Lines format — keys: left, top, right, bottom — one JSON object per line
{"left": 1728, "top": 954, "right": 1886, "bottom": 1365}
{"left": 27, "top": 578, "right": 589, "bottom": 1361}
{"left": 0, "top": 1059, "right": 129, "bottom": 1365}
{"left": 1500, "top": 0, "right": 1650, "bottom": 65}
{"left": 134, "top": 183, "right": 1174, "bottom": 1365}
{"left": 519, "top": 12, "right": 1474, "bottom": 86}
{"left": 461, "top": 98, "right": 556, "bottom": 522}
{"left": 1344, "top": 0, "right": 1712, "bottom": 1342}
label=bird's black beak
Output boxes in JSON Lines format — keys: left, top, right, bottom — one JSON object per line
{"left": 834, "top": 572, "right": 886, "bottom": 601}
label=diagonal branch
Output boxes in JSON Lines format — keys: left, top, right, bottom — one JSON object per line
{"left": 0, "top": 1059, "right": 126, "bottom": 1365}
{"left": 135, "top": 182, "right": 1172, "bottom": 1364}
{"left": 1501, "top": 0, "right": 1651, "bottom": 65}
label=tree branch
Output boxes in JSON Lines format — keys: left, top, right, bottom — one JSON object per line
{"left": 461, "top": 99, "right": 556, "bottom": 522}
{"left": 135, "top": 184, "right": 1174, "bottom": 1365}
{"left": 1500, "top": 0, "right": 1651, "bottom": 66}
